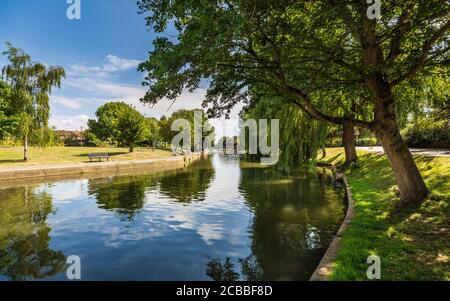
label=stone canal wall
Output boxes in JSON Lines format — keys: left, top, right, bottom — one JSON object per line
{"left": 309, "top": 164, "right": 355, "bottom": 281}
{"left": 0, "top": 153, "right": 205, "bottom": 183}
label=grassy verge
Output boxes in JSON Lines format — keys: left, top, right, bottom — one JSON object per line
{"left": 0, "top": 146, "right": 172, "bottom": 167}
{"left": 320, "top": 148, "right": 449, "bottom": 280}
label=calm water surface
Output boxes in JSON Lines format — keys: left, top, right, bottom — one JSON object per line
{"left": 0, "top": 154, "right": 345, "bottom": 281}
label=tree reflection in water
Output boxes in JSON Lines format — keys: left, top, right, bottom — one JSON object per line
{"left": 88, "top": 175, "right": 157, "bottom": 221}
{"left": 0, "top": 155, "right": 344, "bottom": 281}
{"left": 0, "top": 186, "right": 66, "bottom": 281}
{"left": 207, "top": 256, "right": 264, "bottom": 281}
{"left": 87, "top": 157, "right": 215, "bottom": 220}
{"left": 158, "top": 158, "right": 215, "bottom": 203}
{"left": 206, "top": 165, "right": 345, "bottom": 281}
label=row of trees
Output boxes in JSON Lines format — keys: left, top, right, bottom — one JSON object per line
{"left": 136, "top": 0, "right": 450, "bottom": 206}
{"left": 86, "top": 102, "right": 215, "bottom": 152}
{"left": 0, "top": 43, "right": 216, "bottom": 156}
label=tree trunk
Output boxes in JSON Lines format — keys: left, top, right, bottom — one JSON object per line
{"left": 374, "top": 118, "right": 429, "bottom": 204}
{"left": 364, "top": 65, "right": 430, "bottom": 204}
{"left": 24, "top": 136, "right": 28, "bottom": 161}
{"left": 343, "top": 120, "right": 358, "bottom": 166}
{"left": 129, "top": 146, "right": 134, "bottom": 153}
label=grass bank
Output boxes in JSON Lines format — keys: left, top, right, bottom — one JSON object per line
{"left": 320, "top": 148, "right": 449, "bottom": 280}
{"left": 0, "top": 146, "right": 172, "bottom": 167}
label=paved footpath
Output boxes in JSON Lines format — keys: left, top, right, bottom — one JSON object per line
{"left": 357, "top": 147, "right": 450, "bottom": 157}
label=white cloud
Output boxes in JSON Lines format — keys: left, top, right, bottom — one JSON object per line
{"left": 49, "top": 114, "right": 90, "bottom": 131}
{"left": 64, "top": 76, "right": 207, "bottom": 118}
{"left": 197, "top": 223, "right": 225, "bottom": 245}
{"left": 57, "top": 75, "right": 242, "bottom": 134}
{"left": 51, "top": 96, "right": 82, "bottom": 110}
{"left": 68, "top": 55, "right": 141, "bottom": 77}
{"left": 52, "top": 54, "right": 242, "bottom": 133}
{"left": 105, "top": 55, "right": 140, "bottom": 70}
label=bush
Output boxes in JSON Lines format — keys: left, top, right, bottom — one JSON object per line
{"left": 0, "top": 137, "right": 21, "bottom": 147}
{"left": 402, "top": 117, "right": 450, "bottom": 148}
{"left": 84, "top": 131, "right": 109, "bottom": 147}
{"left": 325, "top": 137, "right": 342, "bottom": 147}
{"left": 355, "top": 138, "right": 379, "bottom": 146}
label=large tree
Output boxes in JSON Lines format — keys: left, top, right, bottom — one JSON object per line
{"left": 137, "top": 0, "right": 449, "bottom": 205}
{"left": 88, "top": 101, "right": 147, "bottom": 152}
{"left": 88, "top": 101, "right": 131, "bottom": 146}
{"left": 117, "top": 106, "right": 146, "bottom": 152}
{"left": 1, "top": 43, "right": 65, "bottom": 161}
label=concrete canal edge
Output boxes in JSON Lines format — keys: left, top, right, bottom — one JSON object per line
{"left": 309, "top": 164, "right": 355, "bottom": 281}
{"left": 0, "top": 153, "right": 205, "bottom": 182}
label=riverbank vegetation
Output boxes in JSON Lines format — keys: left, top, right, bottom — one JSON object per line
{"left": 320, "top": 148, "right": 449, "bottom": 280}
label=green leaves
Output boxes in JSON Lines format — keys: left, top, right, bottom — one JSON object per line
{"left": 117, "top": 107, "right": 146, "bottom": 152}
{"left": 159, "top": 109, "right": 215, "bottom": 147}
{"left": 137, "top": 0, "right": 449, "bottom": 122}
{"left": 0, "top": 81, "right": 18, "bottom": 140}
{"left": 1, "top": 43, "right": 65, "bottom": 147}
{"left": 88, "top": 101, "right": 147, "bottom": 151}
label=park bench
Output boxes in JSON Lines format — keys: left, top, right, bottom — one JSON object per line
{"left": 172, "top": 147, "right": 192, "bottom": 156}
{"left": 88, "top": 153, "right": 110, "bottom": 162}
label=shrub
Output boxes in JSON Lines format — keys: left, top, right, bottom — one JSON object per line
{"left": 402, "top": 117, "right": 450, "bottom": 148}
{"left": 84, "top": 131, "right": 109, "bottom": 147}
{"left": 355, "top": 138, "right": 379, "bottom": 146}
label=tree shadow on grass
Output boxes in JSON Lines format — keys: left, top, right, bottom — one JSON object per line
{"left": 0, "top": 159, "right": 26, "bottom": 164}
{"left": 336, "top": 152, "right": 450, "bottom": 280}
{"left": 323, "top": 153, "right": 342, "bottom": 165}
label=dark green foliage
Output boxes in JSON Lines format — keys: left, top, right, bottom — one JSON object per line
{"left": 137, "top": 0, "right": 448, "bottom": 127}
{"left": 88, "top": 102, "right": 132, "bottom": 145}
{"left": 87, "top": 101, "right": 147, "bottom": 151}
{"left": 355, "top": 138, "right": 379, "bottom": 147}
{"left": 117, "top": 108, "right": 146, "bottom": 152}
{"left": 403, "top": 117, "right": 450, "bottom": 148}
{"left": 0, "top": 81, "right": 18, "bottom": 141}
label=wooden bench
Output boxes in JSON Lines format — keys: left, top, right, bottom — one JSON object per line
{"left": 172, "top": 147, "right": 192, "bottom": 156}
{"left": 88, "top": 153, "right": 110, "bottom": 162}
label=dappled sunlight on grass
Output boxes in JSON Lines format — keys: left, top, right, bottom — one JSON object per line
{"left": 319, "top": 148, "right": 449, "bottom": 280}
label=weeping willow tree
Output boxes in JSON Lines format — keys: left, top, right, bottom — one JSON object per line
{"left": 1, "top": 42, "right": 65, "bottom": 161}
{"left": 394, "top": 68, "right": 450, "bottom": 128}
{"left": 243, "top": 93, "right": 328, "bottom": 173}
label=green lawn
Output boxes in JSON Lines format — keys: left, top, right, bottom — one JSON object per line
{"left": 320, "top": 148, "right": 449, "bottom": 280}
{"left": 0, "top": 146, "right": 173, "bottom": 167}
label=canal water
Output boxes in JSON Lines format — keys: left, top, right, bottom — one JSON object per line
{"left": 0, "top": 154, "right": 346, "bottom": 281}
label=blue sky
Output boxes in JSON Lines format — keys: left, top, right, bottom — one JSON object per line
{"left": 0, "top": 0, "right": 239, "bottom": 137}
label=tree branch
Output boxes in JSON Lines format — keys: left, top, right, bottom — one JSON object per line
{"left": 390, "top": 20, "right": 450, "bottom": 86}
